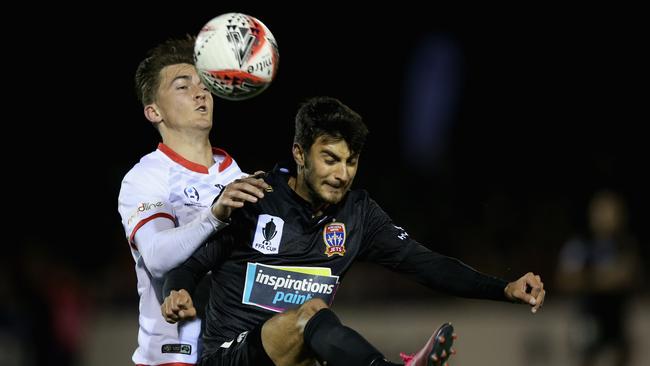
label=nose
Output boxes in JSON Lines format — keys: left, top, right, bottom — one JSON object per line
{"left": 333, "top": 163, "right": 349, "bottom": 184}
{"left": 194, "top": 85, "right": 207, "bottom": 100}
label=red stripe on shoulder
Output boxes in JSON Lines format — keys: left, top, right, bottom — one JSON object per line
{"left": 129, "top": 213, "right": 175, "bottom": 250}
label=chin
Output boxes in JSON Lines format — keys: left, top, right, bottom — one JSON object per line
{"left": 321, "top": 191, "right": 344, "bottom": 205}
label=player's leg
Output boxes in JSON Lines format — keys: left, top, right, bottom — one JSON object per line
{"left": 302, "top": 301, "right": 399, "bottom": 366}
{"left": 260, "top": 297, "right": 456, "bottom": 366}
{"left": 258, "top": 298, "right": 320, "bottom": 366}
{"left": 261, "top": 298, "right": 396, "bottom": 366}
{"left": 302, "top": 306, "right": 457, "bottom": 366}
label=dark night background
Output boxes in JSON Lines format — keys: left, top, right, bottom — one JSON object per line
{"left": 5, "top": 5, "right": 648, "bottom": 365}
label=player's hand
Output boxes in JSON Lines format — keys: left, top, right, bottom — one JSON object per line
{"left": 212, "top": 171, "right": 269, "bottom": 221}
{"left": 504, "top": 272, "right": 545, "bottom": 313}
{"left": 161, "top": 289, "right": 196, "bottom": 323}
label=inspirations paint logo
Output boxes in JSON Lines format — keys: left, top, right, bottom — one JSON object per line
{"left": 242, "top": 263, "right": 340, "bottom": 312}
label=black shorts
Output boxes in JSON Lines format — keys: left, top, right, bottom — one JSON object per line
{"left": 198, "top": 325, "right": 274, "bottom": 366}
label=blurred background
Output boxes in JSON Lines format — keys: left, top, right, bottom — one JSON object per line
{"left": 5, "top": 6, "right": 647, "bottom": 366}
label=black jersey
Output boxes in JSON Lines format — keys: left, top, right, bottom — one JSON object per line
{"left": 165, "top": 163, "right": 508, "bottom": 357}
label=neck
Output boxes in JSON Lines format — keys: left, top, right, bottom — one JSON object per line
{"left": 161, "top": 133, "right": 214, "bottom": 168}
{"left": 288, "top": 175, "right": 329, "bottom": 216}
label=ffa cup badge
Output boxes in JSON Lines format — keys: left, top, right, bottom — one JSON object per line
{"left": 323, "top": 222, "right": 346, "bottom": 257}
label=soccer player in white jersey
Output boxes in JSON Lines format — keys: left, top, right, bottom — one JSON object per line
{"left": 118, "top": 37, "right": 268, "bottom": 366}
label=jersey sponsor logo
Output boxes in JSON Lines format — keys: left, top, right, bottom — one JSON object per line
{"left": 127, "top": 201, "right": 164, "bottom": 224}
{"left": 161, "top": 343, "right": 192, "bottom": 355}
{"left": 251, "top": 214, "right": 284, "bottom": 254}
{"left": 323, "top": 222, "right": 346, "bottom": 257}
{"left": 242, "top": 263, "right": 340, "bottom": 312}
{"left": 183, "top": 186, "right": 200, "bottom": 201}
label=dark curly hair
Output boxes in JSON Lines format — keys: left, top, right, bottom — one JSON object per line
{"left": 294, "top": 97, "right": 369, "bottom": 156}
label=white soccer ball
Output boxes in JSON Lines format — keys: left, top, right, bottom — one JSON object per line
{"left": 194, "top": 13, "right": 279, "bottom": 101}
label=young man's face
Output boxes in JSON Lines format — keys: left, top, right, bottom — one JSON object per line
{"left": 149, "top": 63, "right": 213, "bottom": 131}
{"left": 301, "top": 135, "right": 359, "bottom": 205}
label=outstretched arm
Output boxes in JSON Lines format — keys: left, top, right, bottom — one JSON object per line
{"left": 365, "top": 225, "right": 546, "bottom": 313}
{"left": 391, "top": 242, "right": 510, "bottom": 301}
{"left": 377, "top": 240, "right": 546, "bottom": 312}
{"left": 361, "top": 197, "right": 545, "bottom": 312}
{"left": 380, "top": 240, "right": 546, "bottom": 312}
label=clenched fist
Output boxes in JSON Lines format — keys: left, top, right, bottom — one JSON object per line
{"left": 161, "top": 289, "right": 197, "bottom": 323}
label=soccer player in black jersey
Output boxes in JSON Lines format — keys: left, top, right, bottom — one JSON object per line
{"left": 162, "top": 97, "right": 546, "bottom": 366}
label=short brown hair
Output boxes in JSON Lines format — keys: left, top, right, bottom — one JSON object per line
{"left": 134, "top": 36, "right": 195, "bottom": 106}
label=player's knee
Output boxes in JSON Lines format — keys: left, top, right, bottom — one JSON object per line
{"left": 261, "top": 299, "right": 329, "bottom": 360}
{"left": 298, "top": 298, "right": 328, "bottom": 319}
{"left": 296, "top": 298, "right": 328, "bottom": 331}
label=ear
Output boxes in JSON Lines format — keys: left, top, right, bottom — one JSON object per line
{"left": 144, "top": 104, "right": 163, "bottom": 124}
{"left": 292, "top": 143, "right": 305, "bottom": 166}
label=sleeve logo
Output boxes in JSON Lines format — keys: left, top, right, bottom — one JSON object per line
{"left": 394, "top": 225, "right": 409, "bottom": 240}
{"left": 252, "top": 214, "right": 284, "bottom": 254}
{"left": 127, "top": 201, "right": 164, "bottom": 225}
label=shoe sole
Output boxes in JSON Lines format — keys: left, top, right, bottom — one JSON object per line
{"left": 428, "top": 322, "right": 454, "bottom": 366}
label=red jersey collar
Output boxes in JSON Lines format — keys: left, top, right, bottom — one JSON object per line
{"left": 157, "top": 143, "right": 233, "bottom": 174}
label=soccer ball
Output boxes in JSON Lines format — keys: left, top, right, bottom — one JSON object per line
{"left": 194, "top": 13, "right": 279, "bottom": 101}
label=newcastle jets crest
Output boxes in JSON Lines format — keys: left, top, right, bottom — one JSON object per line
{"left": 323, "top": 222, "right": 346, "bottom": 257}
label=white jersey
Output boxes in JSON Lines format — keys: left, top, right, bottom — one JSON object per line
{"left": 118, "top": 143, "right": 243, "bottom": 365}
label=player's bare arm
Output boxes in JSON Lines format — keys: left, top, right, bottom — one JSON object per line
{"left": 504, "top": 272, "right": 546, "bottom": 313}
{"left": 211, "top": 173, "right": 270, "bottom": 221}
{"left": 161, "top": 289, "right": 196, "bottom": 324}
